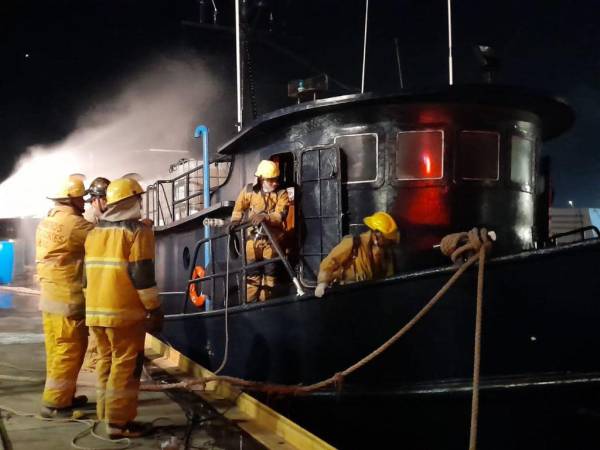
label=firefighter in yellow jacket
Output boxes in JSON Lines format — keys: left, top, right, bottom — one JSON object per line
{"left": 314, "top": 211, "right": 400, "bottom": 298}
{"left": 80, "top": 176, "right": 110, "bottom": 373}
{"left": 84, "top": 178, "right": 162, "bottom": 438}
{"left": 36, "top": 176, "right": 94, "bottom": 418}
{"left": 229, "top": 160, "right": 289, "bottom": 302}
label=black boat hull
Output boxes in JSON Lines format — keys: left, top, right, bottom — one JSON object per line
{"left": 159, "top": 239, "right": 600, "bottom": 393}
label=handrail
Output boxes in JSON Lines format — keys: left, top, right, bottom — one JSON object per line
{"left": 143, "top": 158, "right": 231, "bottom": 226}
{"left": 158, "top": 182, "right": 174, "bottom": 221}
{"left": 185, "top": 222, "right": 305, "bottom": 312}
{"left": 147, "top": 183, "right": 168, "bottom": 226}
{"left": 548, "top": 225, "right": 600, "bottom": 245}
{"left": 168, "top": 154, "right": 231, "bottom": 183}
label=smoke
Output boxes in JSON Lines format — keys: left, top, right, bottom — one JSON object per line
{"left": 0, "top": 53, "right": 225, "bottom": 218}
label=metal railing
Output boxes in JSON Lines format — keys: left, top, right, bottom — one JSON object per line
{"left": 183, "top": 222, "right": 304, "bottom": 313}
{"left": 144, "top": 159, "right": 230, "bottom": 227}
{"left": 548, "top": 225, "right": 600, "bottom": 246}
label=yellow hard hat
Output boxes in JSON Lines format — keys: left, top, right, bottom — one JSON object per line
{"left": 48, "top": 176, "right": 87, "bottom": 200}
{"left": 364, "top": 211, "right": 399, "bottom": 241}
{"left": 255, "top": 160, "right": 280, "bottom": 178}
{"left": 106, "top": 178, "right": 145, "bottom": 206}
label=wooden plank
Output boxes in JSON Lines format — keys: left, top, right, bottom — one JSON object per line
{"left": 144, "top": 334, "right": 336, "bottom": 450}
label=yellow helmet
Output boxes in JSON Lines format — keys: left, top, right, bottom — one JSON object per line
{"left": 255, "top": 160, "right": 280, "bottom": 178}
{"left": 48, "top": 176, "right": 87, "bottom": 200}
{"left": 363, "top": 211, "right": 399, "bottom": 241}
{"left": 106, "top": 178, "right": 144, "bottom": 206}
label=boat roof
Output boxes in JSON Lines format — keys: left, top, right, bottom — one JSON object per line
{"left": 218, "top": 84, "right": 574, "bottom": 155}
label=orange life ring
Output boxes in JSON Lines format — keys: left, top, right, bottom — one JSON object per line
{"left": 189, "top": 265, "right": 207, "bottom": 307}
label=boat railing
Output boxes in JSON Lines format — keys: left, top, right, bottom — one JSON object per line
{"left": 548, "top": 225, "right": 600, "bottom": 246}
{"left": 143, "top": 159, "right": 231, "bottom": 227}
{"left": 184, "top": 221, "right": 305, "bottom": 313}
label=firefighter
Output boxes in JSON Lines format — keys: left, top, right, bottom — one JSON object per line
{"left": 81, "top": 176, "right": 110, "bottom": 372}
{"left": 36, "top": 176, "right": 94, "bottom": 418}
{"left": 83, "top": 176, "right": 110, "bottom": 224}
{"left": 314, "top": 211, "right": 400, "bottom": 298}
{"left": 84, "top": 178, "right": 162, "bottom": 438}
{"left": 228, "top": 160, "right": 290, "bottom": 302}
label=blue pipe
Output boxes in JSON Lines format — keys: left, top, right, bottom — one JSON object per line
{"left": 194, "top": 125, "right": 210, "bottom": 267}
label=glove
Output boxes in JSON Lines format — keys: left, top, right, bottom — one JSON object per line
{"left": 314, "top": 282, "right": 328, "bottom": 298}
{"left": 145, "top": 307, "right": 164, "bottom": 333}
{"left": 251, "top": 213, "right": 268, "bottom": 226}
{"left": 227, "top": 220, "right": 240, "bottom": 234}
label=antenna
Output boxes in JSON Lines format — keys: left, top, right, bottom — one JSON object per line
{"left": 361, "top": 0, "right": 369, "bottom": 93}
{"left": 394, "top": 38, "right": 404, "bottom": 89}
{"left": 447, "top": 0, "right": 454, "bottom": 85}
{"left": 235, "top": 0, "right": 243, "bottom": 131}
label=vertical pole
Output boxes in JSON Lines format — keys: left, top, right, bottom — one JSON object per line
{"left": 194, "top": 125, "right": 211, "bottom": 267}
{"left": 155, "top": 185, "right": 160, "bottom": 225}
{"left": 185, "top": 174, "right": 190, "bottom": 216}
{"left": 447, "top": 0, "right": 454, "bottom": 85}
{"left": 361, "top": 0, "right": 369, "bottom": 93}
{"left": 171, "top": 181, "right": 175, "bottom": 222}
{"left": 393, "top": 37, "right": 404, "bottom": 89}
{"left": 235, "top": 0, "right": 243, "bottom": 131}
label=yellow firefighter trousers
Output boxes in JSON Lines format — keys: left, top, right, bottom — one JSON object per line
{"left": 245, "top": 238, "right": 277, "bottom": 302}
{"left": 42, "top": 312, "right": 88, "bottom": 408}
{"left": 91, "top": 324, "right": 146, "bottom": 426}
{"left": 81, "top": 332, "right": 99, "bottom": 372}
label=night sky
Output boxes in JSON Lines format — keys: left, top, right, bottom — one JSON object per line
{"left": 2, "top": 0, "right": 599, "bottom": 206}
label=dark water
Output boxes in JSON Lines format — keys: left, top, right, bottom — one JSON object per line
{"left": 264, "top": 386, "right": 600, "bottom": 449}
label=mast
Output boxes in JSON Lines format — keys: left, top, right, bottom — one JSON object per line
{"left": 235, "top": 0, "right": 243, "bottom": 131}
{"left": 447, "top": 0, "right": 454, "bottom": 85}
{"left": 361, "top": 0, "right": 369, "bottom": 93}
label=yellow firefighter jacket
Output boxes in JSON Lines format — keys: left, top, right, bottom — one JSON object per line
{"left": 84, "top": 220, "right": 160, "bottom": 327}
{"left": 317, "top": 231, "right": 395, "bottom": 285}
{"left": 231, "top": 184, "right": 289, "bottom": 240}
{"left": 36, "top": 205, "right": 94, "bottom": 317}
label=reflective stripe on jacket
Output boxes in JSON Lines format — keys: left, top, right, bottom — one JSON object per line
{"left": 317, "top": 231, "right": 394, "bottom": 285}
{"left": 231, "top": 184, "right": 289, "bottom": 240}
{"left": 84, "top": 220, "right": 160, "bottom": 327}
{"left": 36, "top": 205, "right": 94, "bottom": 317}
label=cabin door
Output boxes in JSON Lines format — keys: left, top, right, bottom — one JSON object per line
{"left": 298, "top": 144, "right": 343, "bottom": 285}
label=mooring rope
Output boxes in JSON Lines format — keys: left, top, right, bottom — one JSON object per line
{"left": 141, "top": 228, "right": 493, "bottom": 414}
{"left": 441, "top": 228, "right": 492, "bottom": 450}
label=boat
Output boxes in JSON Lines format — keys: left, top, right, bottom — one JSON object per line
{"left": 145, "top": 79, "right": 600, "bottom": 387}
{"left": 139, "top": 2, "right": 600, "bottom": 446}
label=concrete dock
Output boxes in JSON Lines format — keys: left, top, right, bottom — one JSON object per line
{"left": 0, "top": 290, "right": 267, "bottom": 450}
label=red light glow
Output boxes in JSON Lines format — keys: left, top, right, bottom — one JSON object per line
{"left": 422, "top": 154, "right": 431, "bottom": 175}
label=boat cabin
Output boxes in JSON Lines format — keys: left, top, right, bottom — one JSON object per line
{"left": 144, "top": 85, "right": 573, "bottom": 309}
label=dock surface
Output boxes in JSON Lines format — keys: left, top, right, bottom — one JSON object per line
{"left": 0, "top": 290, "right": 267, "bottom": 450}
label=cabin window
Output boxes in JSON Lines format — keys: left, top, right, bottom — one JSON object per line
{"left": 395, "top": 130, "right": 444, "bottom": 180}
{"left": 458, "top": 131, "right": 500, "bottom": 181}
{"left": 511, "top": 136, "right": 533, "bottom": 187}
{"left": 334, "top": 133, "right": 378, "bottom": 183}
